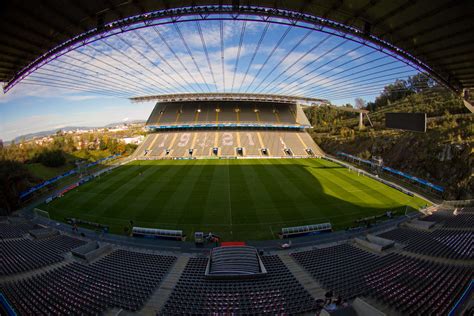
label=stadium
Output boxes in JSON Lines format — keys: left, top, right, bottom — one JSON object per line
{"left": 1, "top": 1, "right": 473, "bottom": 316}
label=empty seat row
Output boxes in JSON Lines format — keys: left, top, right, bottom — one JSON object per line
{"left": 1, "top": 249, "right": 176, "bottom": 315}
{"left": 0, "top": 221, "right": 36, "bottom": 239}
{"left": 160, "top": 255, "right": 320, "bottom": 315}
{"left": 0, "top": 235, "right": 86, "bottom": 275}
{"left": 291, "top": 243, "right": 472, "bottom": 315}
{"left": 378, "top": 228, "right": 473, "bottom": 260}
{"left": 422, "top": 210, "right": 474, "bottom": 228}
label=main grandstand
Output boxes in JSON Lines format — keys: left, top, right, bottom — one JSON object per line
{"left": 133, "top": 93, "right": 325, "bottom": 159}
{"left": 1, "top": 1, "right": 473, "bottom": 315}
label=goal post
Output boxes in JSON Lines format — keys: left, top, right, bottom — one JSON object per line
{"left": 34, "top": 208, "right": 50, "bottom": 219}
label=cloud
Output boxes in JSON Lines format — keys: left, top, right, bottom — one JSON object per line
{"left": 63, "top": 95, "right": 102, "bottom": 101}
{"left": 1, "top": 19, "right": 420, "bottom": 140}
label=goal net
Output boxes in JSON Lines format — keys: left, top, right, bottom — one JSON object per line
{"left": 34, "top": 208, "right": 50, "bottom": 219}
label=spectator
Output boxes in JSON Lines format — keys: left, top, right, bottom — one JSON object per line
{"left": 324, "top": 290, "right": 333, "bottom": 305}
{"left": 335, "top": 295, "right": 342, "bottom": 306}
{"left": 72, "top": 223, "right": 78, "bottom": 234}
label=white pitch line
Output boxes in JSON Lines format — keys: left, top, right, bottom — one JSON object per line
{"left": 227, "top": 160, "right": 233, "bottom": 228}
{"left": 345, "top": 188, "right": 372, "bottom": 193}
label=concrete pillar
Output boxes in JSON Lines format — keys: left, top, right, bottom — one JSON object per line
{"left": 462, "top": 89, "right": 474, "bottom": 113}
{"left": 359, "top": 112, "right": 365, "bottom": 129}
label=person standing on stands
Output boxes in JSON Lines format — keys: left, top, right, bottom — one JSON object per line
{"left": 72, "top": 223, "right": 78, "bottom": 234}
{"left": 324, "top": 290, "right": 333, "bottom": 305}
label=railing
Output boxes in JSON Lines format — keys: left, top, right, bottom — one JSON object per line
{"left": 20, "top": 154, "right": 121, "bottom": 199}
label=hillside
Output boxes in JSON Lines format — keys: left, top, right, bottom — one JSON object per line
{"left": 306, "top": 79, "right": 473, "bottom": 200}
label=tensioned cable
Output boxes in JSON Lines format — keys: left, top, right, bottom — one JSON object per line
{"left": 294, "top": 55, "right": 395, "bottom": 96}
{"left": 274, "top": 43, "right": 363, "bottom": 94}
{"left": 85, "top": 45, "right": 168, "bottom": 95}
{"left": 238, "top": 22, "right": 271, "bottom": 91}
{"left": 116, "top": 35, "right": 181, "bottom": 94}
{"left": 305, "top": 70, "right": 417, "bottom": 98}
{"left": 316, "top": 85, "right": 411, "bottom": 101}
{"left": 22, "top": 81, "right": 129, "bottom": 98}
{"left": 231, "top": 21, "right": 247, "bottom": 92}
{"left": 366, "top": 93, "right": 452, "bottom": 112}
{"left": 45, "top": 60, "right": 155, "bottom": 96}
{"left": 324, "top": 87, "right": 445, "bottom": 101}
{"left": 317, "top": 82, "right": 437, "bottom": 100}
{"left": 305, "top": 72, "right": 414, "bottom": 97}
{"left": 256, "top": 34, "right": 332, "bottom": 94}
{"left": 308, "top": 76, "right": 431, "bottom": 99}
{"left": 313, "top": 75, "right": 421, "bottom": 99}
{"left": 34, "top": 67, "right": 140, "bottom": 96}
{"left": 249, "top": 29, "right": 312, "bottom": 93}
{"left": 174, "top": 23, "right": 211, "bottom": 92}
{"left": 196, "top": 21, "right": 218, "bottom": 90}
{"left": 306, "top": 72, "right": 420, "bottom": 98}
{"left": 153, "top": 26, "right": 203, "bottom": 93}
{"left": 296, "top": 65, "right": 414, "bottom": 98}
{"left": 22, "top": 79, "right": 129, "bottom": 98}
{"left": 62, "top": 53, "right": 158, "bottom": 95}
{"left": 301, "top": 62, "right": 408, "bottom": 95}
{"left": 284, "top": 49, "right": 378, "bottom": 96}
{"left": 220, "top": 20, "right": 226, "bottom": 92}
{"left": 244, "top": 25, "right": 293, "bottom": 93}
{"left": 28, "top": 72, "right": 131, "bottom": 98}
{"left": 266, "top": 39, "right": 352, "bottom": 94}
{"left": 131, "top": 30, "right": 192, "bottom": 93}
{"left": 99, "top": 40, "right": 172, "bottom": 94}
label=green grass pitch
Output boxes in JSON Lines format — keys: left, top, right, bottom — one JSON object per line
{"left": 43, "top": 158, "right": 428, "bottom": 240}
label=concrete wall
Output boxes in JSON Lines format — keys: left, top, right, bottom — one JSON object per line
{"left": 405, "top": 219, "right": 435, "bottom": 230}
{"left": 72, "top": 241, "right": 112, "bottom": 262}
{"left": 353, "top": 298, "right": 386, "bottom": 316}
{"left": 366, "top": 234, "right": 395, "bottom": 250}
{"left": 29, "top": 228, "right": 59, "bottom": 239}
{"left": 354, "top": 238, "right": 383, "bottom": 252}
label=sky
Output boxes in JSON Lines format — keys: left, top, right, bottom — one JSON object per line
{"left": 0, "top": 18, "right": 419, "bottom": 141}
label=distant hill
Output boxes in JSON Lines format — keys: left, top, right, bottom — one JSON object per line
{"left": 5, "top": 120, "right": 146, "bottom": 144}
{"left": 306, "top": 82, "right": 473, "bottom": 200}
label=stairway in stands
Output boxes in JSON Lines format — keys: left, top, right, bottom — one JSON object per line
{"left": 279, "top": 253, "right": 327, "bottom": 300}
{"left": 139, "top": 256, "right": 190, "bottom": 315}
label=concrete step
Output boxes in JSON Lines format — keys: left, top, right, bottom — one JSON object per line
{"left": 279, "top": 253, "right": 327, "bottom": 300}
{"left": 137, "top": 256, "right": 189, "bottom": 315}
{"left": 0, "top": 260, "right": 70, "bottom": 284}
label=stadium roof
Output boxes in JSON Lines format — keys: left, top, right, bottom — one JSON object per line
{"left": 205, "top": 246, "right": 267, "bottom": 278}
{"left": 1, "top": 0, "right": 473, "bottom": 96}
{"left": 130, "top": 93, "right": 328, "bottom": 105}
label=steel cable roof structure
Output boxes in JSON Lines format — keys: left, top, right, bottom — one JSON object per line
{"left": 1, "top": 0, "right": 473, "bottom": 110}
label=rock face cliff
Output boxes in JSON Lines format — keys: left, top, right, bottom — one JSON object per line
{"left": 306, "top": 91, "right": 473, "bottom": 200}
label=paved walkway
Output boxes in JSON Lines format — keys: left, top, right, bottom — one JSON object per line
{"left": 398, "top": 250, "right": 474, "bottom": 267}
{"left": 0, "top": 259, "right": 70, "bottom": 284}
{"left": 138, "top": 256, "right": 190, "bottom": 315}
{"left": 279, "top": 253, "right": 327, "bottom": 300}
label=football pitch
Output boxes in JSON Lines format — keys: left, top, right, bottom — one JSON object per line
{"left": 43, "top": 158, "right": 428, "bottom": 240}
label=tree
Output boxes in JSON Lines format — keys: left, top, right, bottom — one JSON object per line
{"left": 366, "top": 101, "right": 376, "bottom": 112}
{"left": 0, "top": 160, "right": 38, "bottom": 214}
{"left": 354, "top": 98, "right": 366, "bottom": 109}
{"left": 407, "top": 73, "right": 435, "bottom": 93}
{"left": 35, "top": 149, "right": 66, "bottom": 167}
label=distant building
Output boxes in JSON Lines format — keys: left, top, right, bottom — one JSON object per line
{"left": 121, "top": 136, "right": 144, "bottom": 144}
